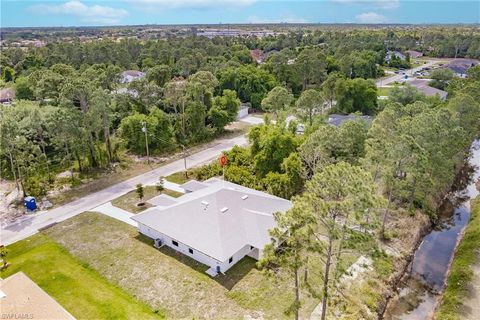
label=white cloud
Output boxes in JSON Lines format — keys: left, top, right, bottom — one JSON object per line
{"left": 247, "top": 14, "right": 308, "bottom": 24}
{"left": 355, "top": 12, "right": 389, "bottom": 23}
{"left": 30, "top": 1, "right": 128, "bottom": 25}
{"left": 333, "top": 0, "right": 400, "bottom": 10}
{"left": 129, "top": 0, "right": 256, "bottom": 11}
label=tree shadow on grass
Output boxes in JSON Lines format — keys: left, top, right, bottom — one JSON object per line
{"left": 134, "top": 233, "right": 255, "bottom": 290}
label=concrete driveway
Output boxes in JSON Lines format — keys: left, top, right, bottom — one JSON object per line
{"left": 0, "top": 134, "right": 247, "bottom": 245}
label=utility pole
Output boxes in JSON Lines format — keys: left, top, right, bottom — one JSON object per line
{"left": 141, "top": 121, "right": 149, "bottom": 164}
{"left": 181, "top": 144, "right": 188, "bottom": 178}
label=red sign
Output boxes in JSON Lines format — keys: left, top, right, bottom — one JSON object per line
{"left": 219, "top": 154, "right": 227, "bottom": 167}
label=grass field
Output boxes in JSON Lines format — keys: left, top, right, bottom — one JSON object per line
{"left": 377, "top": 86, "right": 393, "bottom": 96}
{"left": 44, "top": 212, "right": 322, "bottom": 319}
{"left": 436, "top": 198, "right": 480, "bottom": 320}
{"left": 111, "top": 185, "right": 182, "bottom": 213}
{"left": 164, "top": 171, "right": 190, "bottom": 184}
{"left": 0, "top": 233, "right": 163, "bottom": 320}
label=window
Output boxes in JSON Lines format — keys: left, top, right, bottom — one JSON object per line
{"left": 172, "top": 240, "right": 178, "bottom": 247}
{"left": 229, "top": 257, "right": 233, "bottom": 263}
{"left": 188, "top": 248, "right": 193, "bottom": 254}
{"left": 250, "top": 246, "right": 254, "bottom": 250}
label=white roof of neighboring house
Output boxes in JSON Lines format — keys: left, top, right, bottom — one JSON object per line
{"left": 0, "top": 87, "right": 15, "bottom": 102}
{"left": 132, "top": 178, "right": 292, "bottom": 262}
{"left": 0, "top": 272, "right": 75, "bottom": 320}
{"left": 121, "top": 70, "right": 145, "bottom": 77}
{"left": 328, "top": 114, "right": 372, "bottom": 127}
{"left": 409, "top": 79, "right": 448, "bottom": 100}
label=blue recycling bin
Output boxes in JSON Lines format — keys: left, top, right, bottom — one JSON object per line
{"left": 24, "top": 196, "right": 37, "bottom": 211}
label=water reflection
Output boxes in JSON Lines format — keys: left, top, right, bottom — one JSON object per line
{"left": 386, "top": 140, "right": 480, "bottom": 319}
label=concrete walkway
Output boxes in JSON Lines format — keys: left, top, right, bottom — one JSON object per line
{"left": 145, "top": 180, "right": 185, "bottom": 194}
{"left": 1, "top": 134, "right": 247, "bottom": 245}
{"left": 92, "top": 202, "right": 136, "bottom": 227}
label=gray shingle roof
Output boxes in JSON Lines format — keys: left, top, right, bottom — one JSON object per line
{"left": 131, "top": 179, "right": 292, "bottom": 262}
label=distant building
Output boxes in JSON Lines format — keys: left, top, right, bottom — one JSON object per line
{"left": 236, "top": 103, "right": 249, "bottom": 120}
{"left": 406, "top": 50, "right": 423, "bottom": 58}
{"left": 285, "top": 115, "right": 305, "bottom": 135}
{"left": 112, "top": 87, "right": 139, "bottom": 98}
{"left": 385, "top": 51, "right": 406, "bottom": 62}
{"left": 0, "top": 87, "right": 15, "bottom": 105}
{"left": 328, "top": 114, "right": 372, "bottom": 127}
{"left": 132, "top": 178, "right": 292, "bottom": 276}
{"left": 0, "top": 272, "right": 75, "bottom": 320}
{"left": 250, "top": 49, "right": 265, "bottom": 64}
{"left": 120, "top": 70, "right": 146, "bottom": 83}
{"left": 444, "top": 59, "right": 478, "bottom": 78}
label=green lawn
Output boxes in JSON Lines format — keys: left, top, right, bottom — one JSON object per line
{"left": 0, "top": 233, "right": 163, "bottom": 320}
{"left": 164, "top": 171, "right": 190, "bottom": 184}
{"left": 111, "top": 185, "right": 182, "bottom": 213}
{"left": 43, "top": 212, "right": 322, "bottom": 319}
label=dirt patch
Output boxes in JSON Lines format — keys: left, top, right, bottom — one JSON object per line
{"left": 44, "top": 212, "right": 318, "bottom": 319}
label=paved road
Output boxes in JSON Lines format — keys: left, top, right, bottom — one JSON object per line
{"left": 376, "top": 60, "right": 437, "bottom": 87}
{"left": 0, "top": 134, "right": 247, "bottom": 245}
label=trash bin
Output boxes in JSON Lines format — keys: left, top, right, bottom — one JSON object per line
{"left": 24, "top": 196, "right": 37, "bottom": 211}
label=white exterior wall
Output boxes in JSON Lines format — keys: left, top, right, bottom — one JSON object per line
{"left": 138, "top": 223, "right": 260, "bottom": 273}
{"left": 236, "top": 107, "right": 249, "bottom": 120}
{"left": 138, "top": 223, "right": 219, "bottom": 268}
{"left": 218, "top": 244, "right": 256, "bottom": 272}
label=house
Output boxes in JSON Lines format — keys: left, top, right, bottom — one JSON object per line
{"left": 236, "top": 103, "right": 249, "bottom": 120}
{"left": 444, "top": 59, "right": 478, "bottom": 78}
{"left": 250, "top": 49, "right": 265, "bottom": 64}
{"left": 0, "top": 272, "right": 75, "bottom": 320}
{"left": 131, "top": 178, "right": 292, "bottom": 276}
{"left": 328, "top": 114, "right": 372, "bottom": 127}
{"left": 409, "top": 79, "right": 448, "bottom": 100}
{"left": 120, "top": 70, "right": 146, "bottom": 83}
{"left": 0, "top": 87, "right": 15, "bottom": 105}
{"left": 112, "top": 87, "right": 139, "bottom": 98}
{"left": 406, "top": 50, "right": 423, "bottom": 58}
{"left": 385, "top": 51, "right": 406, "bottom": 62}
{"left": 285, "top": 115, "right": 305, "bottom": 135}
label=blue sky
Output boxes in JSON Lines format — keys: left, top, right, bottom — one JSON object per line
{"left": 1, "top": 0, "right": 479, "bottom": 27}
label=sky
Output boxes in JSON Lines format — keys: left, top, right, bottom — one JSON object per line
{"left": 1, "top": 0, "right": 479, "bottom": 27}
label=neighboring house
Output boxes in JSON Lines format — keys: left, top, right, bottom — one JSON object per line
{"left": 0, "top": 87, "right": 15, "bottom": 105}
{"left": 409, "top": 79, "right": 448, "bottom": 100}
{"left": 328, "top": 114, "right": 372, "bottom": 127}
{"left": 131, "top": 178, "right": 292, "bottom": 276}
{"left": 285, "top": 115, "right": 305, "bottom": 135}
{"left": 406, "top": 50, "right": 423, "bottom": 58}
{"left": 385, "top": 51, "right": 406, "bottom": 62}
{"left": 112, "top": 87, "right": 139, "bottom": 98}
{"left": 444, "top": 59, "right": 478, "bottom": 78}
{"left": 250, "top": 49, "right": 265, "bottom": 64}
{"left": 120, "top": 70, "right": 146, "bottom": 83}
{"left": 236, "top": 103, "right": 249, "bottom": 120}
{"left": 0, "top": 272, "right": 75, "bottom": 320}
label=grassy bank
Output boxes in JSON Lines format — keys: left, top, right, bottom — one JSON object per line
{"left": 0, "top": 233, "right": 164, "bottom": 320}
{"left": 436, "top": 198, "right": 480, "bottom": 320}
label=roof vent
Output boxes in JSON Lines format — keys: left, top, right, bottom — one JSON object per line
{"left": 220, "top": 207, "right": 229, "bottom": 213}
{"left": 241, "top": 195, "right": 248, "bottom": 200}
{"left": 201, "top": 200, "right": 209, "bottom": 210}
